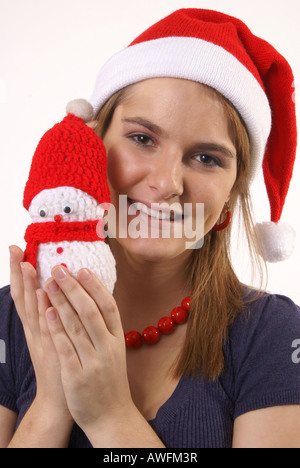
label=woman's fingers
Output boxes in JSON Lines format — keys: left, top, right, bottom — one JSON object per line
{"left": 9, "top": 247, "right": 40, "bottom": 339}
{"left": 86, "top": 120, "right": 98, "bottom": 129}
{"left": 45, "top": 307, "right": 81, "bottom": 375}
{"left": 9, "top": 249, "right": 72, "bottom": 416}
{"left": 45, "top": 275, "right": 97, "bottom": 363}
{"left": 9, "top": 245, "right": 25, "bottom": 313}
{"left": 43, "top": 266, "right": 130, "bottom": 431}
{"left": 36, "top": 287, "right": 51, "bottom": 314}
{"left": 36, "top": 288, "right": 53, "bottom": 348}
{"left": 49, "top": 266, "right": 111, "bottom": 337}
{"left": 45, "top": 265, "right": 123, "bottom": 354}
{"left": 77, "top": 268, "right": 123, "bottom": 339}
{"left": 21, "top": 262, "right": 40, "bottom": 337}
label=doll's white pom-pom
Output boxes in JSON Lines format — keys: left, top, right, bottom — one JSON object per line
{"left": 66, "top": 99, "right": 94, "bottom": 122}
{"left": 254, "top": 221, "right": 296, "bottom": 262}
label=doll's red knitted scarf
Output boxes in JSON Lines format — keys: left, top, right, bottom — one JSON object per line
{"left": 24, "top": 220, "right": 105, "bottom": 268}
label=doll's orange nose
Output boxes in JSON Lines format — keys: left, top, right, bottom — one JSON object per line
{"left": 54, "top": 214, "right": 63, "bottom": 223}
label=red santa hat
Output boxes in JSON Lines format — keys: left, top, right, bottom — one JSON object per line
{"left": 23, "top": 99, "right": 110, "bottom": 210}
{"left": 89, "top": 8, "right": 297, "bottom": 262}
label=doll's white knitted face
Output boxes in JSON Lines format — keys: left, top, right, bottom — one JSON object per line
{"left": 28, "top": 186, "right": 105, "bottom": 223}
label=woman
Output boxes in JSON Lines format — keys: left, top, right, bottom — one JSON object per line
{"left": 1, "top": 8, "right": 300, "bottom": 448}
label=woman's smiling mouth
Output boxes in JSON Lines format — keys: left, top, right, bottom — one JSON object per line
{"left": 127, "top": 197, "right": 184, "bottom": 222}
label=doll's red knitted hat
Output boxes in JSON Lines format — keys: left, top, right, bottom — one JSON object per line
{"left": 90, "top": 8, "right": 297, "bottom": 262}
{"left": 23, "top": 100, "right": 110, "bottom": 210}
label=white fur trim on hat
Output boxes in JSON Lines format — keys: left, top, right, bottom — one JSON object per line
{"left": 90, "top": 36, "right": 272, "bottom": 181}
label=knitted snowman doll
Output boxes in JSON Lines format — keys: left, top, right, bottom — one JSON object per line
{"left": 23, "top": 99, "right": 116, "bottom": 292}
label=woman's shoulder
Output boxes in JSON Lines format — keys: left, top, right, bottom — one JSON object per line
{"left": 0, "top": 284, "right": 31, "bottom": 413}
{"left": 0, "top": 284, "right": 16, "bottom": 322}
{"left": 0, "top": 284, "right": 14, "bottom": 307}
{"left": 227, "top": 286, "right": 300, "bottom": 352}
{"left": 0, "top": 284, "right": 21, "bottom": 328}
{"left": 0, "top": 284, "right": 26, "bottom": 358}
{"left": 238, "top": 286, "right": 299, "bottom": 329}
{"left": 226, "top": 286, "right": 300, "bottom": 372}
{"left": 222, "top": 287, "right": 300, "bottom": 418}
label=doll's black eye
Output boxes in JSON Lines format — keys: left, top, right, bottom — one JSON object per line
{"left": 39, "top": 206, "right": 48, "bottom": 217}
{"left": 63, "top": 204, "right": 73, "bottom": 214}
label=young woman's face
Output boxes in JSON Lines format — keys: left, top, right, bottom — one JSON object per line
{"left": 103, "top": 78, "right": 237, "bottom": 262}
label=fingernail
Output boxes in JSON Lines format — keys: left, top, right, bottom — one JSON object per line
{"left": 52, "top": 266, "right": 67, "bottom": 281}
{"left": 36, "top": 288, "right": 43, "bottom": 300}
{"left": 20, "top": 262, "right": 27, "bottom": 277}
{"left": 46, "top": 279, "right": 60, "bottom": 293}
{"left": 78, "top": 268, "right": 92, "bottom": 282}
{"left": 46, "top": 307, "right": 57, "bottom": 322}
{"left": 9, "top": 246, "right": 18, "bottom": 262}
{"left": 36, "top": 289, "right": 44, "bottom": 307}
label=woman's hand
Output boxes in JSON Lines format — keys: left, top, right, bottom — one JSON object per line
{"left": 9, "top": 249, "right": 165, "bottom": 447}
{"left": 9, "top": 246, "right": 72, "bottom": 419}
{"left": 44, "top": 265, "right": 134, "bottom": 438}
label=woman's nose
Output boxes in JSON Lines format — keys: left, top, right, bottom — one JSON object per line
{"left": 147, "top": 152, "right": 184, "bottom": 200}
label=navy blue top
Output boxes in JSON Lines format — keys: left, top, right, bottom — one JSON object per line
{"left": 0, "top": 284, "right": 300, "bottom": 448}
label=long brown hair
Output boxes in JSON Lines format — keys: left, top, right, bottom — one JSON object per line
{"left": 94, "top": 82, "right": 267, "bottom": 380}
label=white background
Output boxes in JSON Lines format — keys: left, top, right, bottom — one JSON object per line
{"left": 0, "top": 0, "right": 299, "bottom": 303}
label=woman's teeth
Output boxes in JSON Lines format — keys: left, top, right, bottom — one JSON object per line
{"left": 129, "top": 199, "right": 181, "bottom": 221}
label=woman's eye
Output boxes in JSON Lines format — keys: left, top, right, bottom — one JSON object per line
{"left": 129, "top": 134, "right": 154, "bottom": 147}
{"left": 38, "top": 206, "right": 48, "bottom": 217}
{"left": 195, "top": 153, "right": 221, "bottom": 167}
{"left": 63, "top": 203, "right": 73, "bottom": 214}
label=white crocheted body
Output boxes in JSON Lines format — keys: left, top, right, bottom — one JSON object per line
{"left": 37, "top": 240, "right": 116, "bottom": 293}
{"left": 28, "top": 187, "right": 116, "bottom": 291}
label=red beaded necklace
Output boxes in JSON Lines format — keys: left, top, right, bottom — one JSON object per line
{"left": 124, "top": 295, "right": 191, "bottom": 349}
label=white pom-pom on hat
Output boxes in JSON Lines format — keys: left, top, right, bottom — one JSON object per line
{"left": 66, "top": 99, "right": 94, "bottom": 123}
{"left": 254, "top": 221, "right": 296, "bottom": 263}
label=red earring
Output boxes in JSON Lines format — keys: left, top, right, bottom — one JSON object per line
{"left": 212, "top": 206, "right": 232, "bottom": 231}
